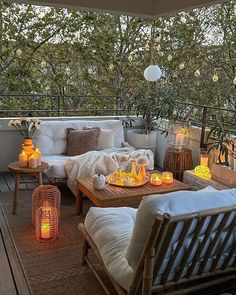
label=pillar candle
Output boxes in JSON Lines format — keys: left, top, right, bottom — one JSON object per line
{"left": 200, "top": 155, "right": 209, "bottom": 167}
{"left": 175, "top": 133, "right": 184, "bottom": 150}
{"left": 28, "top": 154, "right": 38, "bottom": 168}
{"left": 34, "top": 148, "right": 42, "bottom": 166}
{"left": 19, "top": 151, "right": 28, "bottom": 167}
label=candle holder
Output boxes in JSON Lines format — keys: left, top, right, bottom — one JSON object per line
{"left": 162, "top": 172, "right": 174, "bottom": 184}
{"left": 168, "top": 121, "right": 191, "bottom": 151}
{"left": 35, "top": 205, "right": 58, "bottom": 241}
{"left": 32, "top": 185, "right": 61, "bottom": 227}
{"left": 150, "top": 173, "right": 162, "bottom": 186}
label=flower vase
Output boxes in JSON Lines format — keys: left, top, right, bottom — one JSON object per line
{"left": 130, "top": 160, "right": 138, "bottom": 181}
{"left": 22, "top": 138, "right": 34, "bottom": 158}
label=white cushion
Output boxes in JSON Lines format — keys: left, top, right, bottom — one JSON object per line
{"left": 126, "top": 188, "right": 236, "bottom": 269}
{"left": 97, "top": 129, "right": 115, "bottom": 150}
{"left": 84, "top": 207, "right": 136, "bottom": 291}
{"left": 35, "top": 120, "right": 124, "bottom": 155}
{"left": 42, "top": 155, "right": 70, "bottom": 178}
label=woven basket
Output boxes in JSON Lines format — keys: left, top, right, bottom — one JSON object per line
{"left": 32, "top": 185, "right": 61, "bottom": 227}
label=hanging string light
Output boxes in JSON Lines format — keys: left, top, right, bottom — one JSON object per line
{"left": 212, "top": 73, "right": 219, "bottom": 82}
{"left": 167, "top": 54, "right": 172, "bottom": 62}
{"left": 145, "top": 42, "right": 150, "bottom": 51}
{"left": 109, "top": 63, "right": 114, "bottom": 71}
{"left": 156, "top": 44, "right": 161, "bottom": 51}
{"left": 194, "top": 69, "right": 201, "bottom": 77}
{"left": 233, "top": 76, "right": 236, "bottom": 85}
{"left": 144, "top": 22, "right": 162, "bottom": 82}
{"left": 128, "top": 54, "right": 133, "bottom": 62}
{"left": 179, "top": 63, "right": 185, "bottom": 70}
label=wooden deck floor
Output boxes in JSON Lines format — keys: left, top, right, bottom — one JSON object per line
{"left": 0, "top": 172, "right": 49, "bottom": 193}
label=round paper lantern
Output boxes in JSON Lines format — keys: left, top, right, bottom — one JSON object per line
{"left": 194, "top": 165, "right": 211, "bottom": 178}
{"left": 144, "top": 65, "right": 162, "bottom": 81}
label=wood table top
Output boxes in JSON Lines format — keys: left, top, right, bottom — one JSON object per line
{"left": 77, "top": 171, "right": 192, "bottom": 207}
{"left": 8, "top": 161, "right": 49, "bottom": 173}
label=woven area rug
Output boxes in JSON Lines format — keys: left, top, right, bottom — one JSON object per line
{"left": 0, "top": 188, "right": 114, "bottom": 295}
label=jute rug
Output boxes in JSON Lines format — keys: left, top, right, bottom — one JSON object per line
{"left": 0, "top": 188, "right": 114, "bottom": 295}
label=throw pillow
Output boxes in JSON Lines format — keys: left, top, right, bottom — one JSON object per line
{"left": 66, "top": 128, "right": 100, "bottom": 156}
{"left": 83, "top": 127, "right": 115, "bottom": 150}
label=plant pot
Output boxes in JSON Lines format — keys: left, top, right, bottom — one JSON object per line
{"left": 126, "top": 129, "right": 157, "bottom": 156}
{"left": 211, "top": 163, "right": 236, "bottom": 188}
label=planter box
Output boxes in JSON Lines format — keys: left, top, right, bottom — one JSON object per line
{"left": 211, "top": 163, "right": 236, "bottom": 188}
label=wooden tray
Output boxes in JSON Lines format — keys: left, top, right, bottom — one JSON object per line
{"left": 106, "top": 176, "right": 149, "bottom": 188}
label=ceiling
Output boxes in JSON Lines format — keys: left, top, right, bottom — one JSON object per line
{"left": 6, "top": 0, "right": 228, "bottom": 18}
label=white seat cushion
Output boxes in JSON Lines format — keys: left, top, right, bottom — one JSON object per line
{"left": 42, "top": 155, "right": 70, "bottom": 178}
{"left": 84, "top": 207, "right": 136, "bottom": 291}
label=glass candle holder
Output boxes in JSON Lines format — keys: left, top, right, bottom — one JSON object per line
{"left": 150, "top": 173, "right": 163, "bottom": 186}
{"left": 162, "top": 172, "right": 174, "bottom": 184}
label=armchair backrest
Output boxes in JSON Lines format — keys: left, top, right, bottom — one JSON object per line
{"left": 126, "top": 188, "right": 236, "bottom": 270}
{"left": 128, "top": 205, "right": 236, "bottom": 294}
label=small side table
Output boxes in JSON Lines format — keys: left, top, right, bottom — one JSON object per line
{"left": 8, "top": 161, "right": 49, "bottom": 214}
{"left": 163, "top": 148, "right": 193, "bottom": 181}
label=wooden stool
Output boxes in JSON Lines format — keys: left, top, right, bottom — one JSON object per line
{"left": 163, "top": 148, "right": 193, "bottom": 181}
{"left": 8, "top": 161, "right": 49, "bottom": 214}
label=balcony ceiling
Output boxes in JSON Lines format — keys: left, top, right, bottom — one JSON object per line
{"left": 8, "top": 0, "right": 228, "bottom": 18}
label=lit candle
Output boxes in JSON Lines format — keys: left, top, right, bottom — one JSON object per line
{"left": 175, "top": 133, "right": 184, "bottom": 150}
{"left": 19, "top": 151, "right": 28, "bottom": 167}
{"left": 28, "top": 154, "right": 38, "bottom": 168}
{"left": 41, "top": 211, "right": 50, "bottom": 239}
{"left": 200, "top": 155, "right": 208, "bottom": 167}
{"left": 162, "top": 172, "right": 174, "bottom": 184}
{"left": 34, "top": 148, "right": 41, "bottom": 166}
{"left": 150, "top": 173, "right": 162, "bottom": 186}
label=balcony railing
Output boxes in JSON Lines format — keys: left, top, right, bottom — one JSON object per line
{"left": 0, "top": 93, "right": 235, "bottom": 148}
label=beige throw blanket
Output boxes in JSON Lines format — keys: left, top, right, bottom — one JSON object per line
{"left": 65, "top": 147, "right": 154, "bottom": 195}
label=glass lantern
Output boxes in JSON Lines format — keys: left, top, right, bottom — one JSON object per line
{"left": 168, "top": 121, "right": 191, "bottom": 151}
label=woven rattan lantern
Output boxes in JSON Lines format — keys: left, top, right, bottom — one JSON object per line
{"left": 32, "top": 185, "right": 61, "bottom": 227}
{"left": 36, "top": 204, "right": 58, "bottom": 241}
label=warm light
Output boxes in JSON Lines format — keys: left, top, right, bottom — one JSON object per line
{"left": 144, "top": 65, "right": 162, "bottom": 81}
{"left": 194, "top": 165, "right": 211, "bottom": 178}
{"left": 150, "top": 173, "right": 162, "bottom": 186}
{"left": 28, "top": 154, "right": 38, "bottom": 168}
{"left": 19, "top": 151, "right": 27, "bottom": 167}
{"left": 34, "top": 148, "right": 42, "bottom": 166}
{"left": 162, "top": 172, "right": 174, "bottom": 184}
{"left": 36, "top": 205, "right": 58, "bottom": 241}
{"left": 200, "top": 154, "right": 209, "bottom": 167}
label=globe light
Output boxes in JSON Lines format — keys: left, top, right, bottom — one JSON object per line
{"left": 144, "top": 65, "right": 162, "bottom": 82}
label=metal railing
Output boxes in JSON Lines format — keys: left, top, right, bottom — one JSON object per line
{"left": 0, "top": 93, "right": 235, "bottom": 148}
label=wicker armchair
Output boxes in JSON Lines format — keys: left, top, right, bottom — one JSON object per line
{"left": 79, "top": 189, "right": 236, "bottom": 295}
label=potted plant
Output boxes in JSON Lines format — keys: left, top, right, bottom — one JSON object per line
{"left": 207, "top": 121, "right": 236, "bottom": 187}
{"left": 123, "top": 87, "right": 176, "bottom": 153}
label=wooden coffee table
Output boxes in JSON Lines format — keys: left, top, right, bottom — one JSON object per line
{"left": 76, "top": 172, "right": 192, "bottom": 215}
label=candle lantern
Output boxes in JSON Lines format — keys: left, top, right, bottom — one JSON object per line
{"left": 150, "top": 173, "right": 162, "bottom": 186}
{"left": 162, "top": 172, "right": 174, "bottom": 184}
{"left": 32, "top": 185, "right": 61, "bottom": 227}
{"left": 168, "top": 121, "right": 191, "bottom": 151}
{"left": 28, "top": 154, "right": 38, "bottom": 168}
{"left": 36, "top": 205, "right": 58, "bottom": 241}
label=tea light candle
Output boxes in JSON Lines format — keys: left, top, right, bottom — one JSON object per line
{"left": 150, "top": 173, "right": 162, "bottom": 186}
{"left": 28, "top": 154, "right": 38, "bottom": 168}
{"left": 162, "top": 172, "right": 174, "bottom": 184}
{"left": 175, "top": 133, "right": 184, "bottom": 150}
{"left": 200, "top": 154, "right": 208, "bottom": 167}
{"left": 19, "top": 151, "right": 28, "bottom": 167}
{"left": 34, "top": 148, "right": 41, "bottom": 166}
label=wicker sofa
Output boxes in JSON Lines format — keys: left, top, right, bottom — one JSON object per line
{"left": 79, "top": 187, "right": 236, "bottom": 294}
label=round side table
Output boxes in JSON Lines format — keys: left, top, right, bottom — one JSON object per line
{"left": 8, "top": 161, "right": 49, "bottom": 214}
{"left": 163, "top": 148, "right": 193, "bottom": 181}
